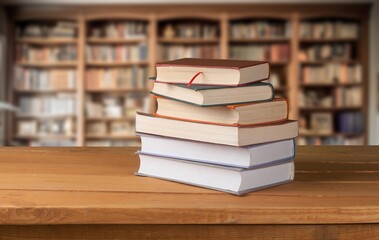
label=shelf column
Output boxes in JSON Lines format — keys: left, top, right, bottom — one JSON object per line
{"left": 77, "top": 15, "right": 86, "bottom": 146}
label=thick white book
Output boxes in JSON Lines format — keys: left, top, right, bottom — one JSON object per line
{"left": 139, "top": 134, "right": 295, "bottom": 168}
{"left": 137, "top": 153, "right": 295, "bottom": 195}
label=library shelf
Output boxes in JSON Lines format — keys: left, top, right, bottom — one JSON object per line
{"left": 87, "top": 38, "right": 146, "bottom": 44}
{"left": 85, "top": 135, "right": 140, "bottom": 140}
{"left": 229, "top": 38, "right": 290, "bottom": 43}
{"left": 16, "top": 61, "right": 78, "bottom": 68}
{"left": 16, "top": 37, "right": 78, "bottom": 45}
{"left": 6, "top": 3, "right": 369, "bottom": 146}
{"left": 86, "top": 61, "right": 149, "bottom": 67}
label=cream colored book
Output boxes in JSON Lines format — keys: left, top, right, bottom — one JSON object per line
{"left": 151, "top": 82, "right": 274, "bottom": 107}
{"left": 155, "top": 97, "right": 288, "bottom": 126}
{"left": 136, "top": 113, "right": 298, "bottom": 147}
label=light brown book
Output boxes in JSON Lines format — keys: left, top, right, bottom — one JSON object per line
{"left": 155, "top": 97, "right": 288, "bottom": 126}
{"left": 136, "top": 113, "right": 298, "bottom": 147}
{"left": 155, "top": 58, "right": 270, "bottom": 86}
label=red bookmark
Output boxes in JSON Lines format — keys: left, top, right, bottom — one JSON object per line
{"left": 187, "top": 72, "right": 203, "bottom": 87}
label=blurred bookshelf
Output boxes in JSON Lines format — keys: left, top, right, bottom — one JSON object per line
{"left": 5, "top": 4, "right": 370, "bottom": 146}
{"left": 297, "top": 18, "right": 365, "bottom": 145}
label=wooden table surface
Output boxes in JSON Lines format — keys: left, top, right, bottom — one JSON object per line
{"left": 0, "top": 146, "right": 378, "bottom": 239}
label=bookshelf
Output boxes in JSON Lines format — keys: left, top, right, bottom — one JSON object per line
{"left": 228, "top": 16, "right": 291, "bottom": 100}
{"left": 297, "top": 17, "right": 365, "bottom": 145}
{"left": 84, "top": 18, "right": 150, "bottom": 147}
{"left": 11, "top": 19, "right": 80, "bottom": 146}
{"left": 5, "top": 4, "right": 370, "bottom": 146}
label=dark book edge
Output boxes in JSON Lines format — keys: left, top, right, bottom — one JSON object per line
{"left": 154, "top": 58, "right": 269, "bottom": 70}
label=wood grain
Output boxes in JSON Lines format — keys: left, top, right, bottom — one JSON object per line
{"left": 1, "top": 224, "right": 379, "bottom": 240}
{"left": 0, "top": 147, "right": 377, "bottom": 225}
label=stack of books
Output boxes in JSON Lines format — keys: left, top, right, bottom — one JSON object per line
{"left": 136, "top": 58, "right": 298, "bottom": 195}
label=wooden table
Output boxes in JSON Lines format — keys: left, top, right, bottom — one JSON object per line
{"left": 0, "top": 147, "right": 378, "bottom": 239}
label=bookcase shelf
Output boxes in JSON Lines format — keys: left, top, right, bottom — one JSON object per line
{"left": 6, "top": 4, "right": 370, "bottom": 146}
{"left": 299, "top": 107, "right": 362, "bottom": 111}
{"left": 297, "top": 16, "right": 366, "bottom": 145}
{"left": 229, "top": 38, "right": 290, "bottom": 43}
{"left": 299, "top": 60, "right": 359, "bottom": 65}
{"left": 16, "top": 115, "right": 76, "bottom": 120}
{"left": 17, "top": 61, "right": 78, "bottom": 68}
{"left": 86, "top": 117, "right": 135, "bottom": 121}
{"left": 86, "top": 88, "right": 148, "bottom": 93}
{"left": 14, "top": 89, "right": 76, "bottom": 94}
{"left": 17, "top": 38, "right": 78, "bottom": 45}
{"left": 86, "top": 61, "right": 149, "bottom": 67}
{"left": 87, "top": 38, "right": 146, "bottom": 44}
{"left": 85, "top": 135, "right": 139, "bottom": 140}
{"left": 158, "top": 38, "right": 219, "bottom": 44}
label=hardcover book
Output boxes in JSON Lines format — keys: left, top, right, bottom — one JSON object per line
{"left": 139, "top": 133, "right": 296, "bottom": 168}
{"left": 151, "top": 82, "right": 274, "bottom": 106}
{"left": 155, "top": 58, "right": 270, "bottom": 86}
{"left": 137, "top": 153, "right": 294, "bottom": 195}
{"left": 155, "top": 97, "right": 288, "bottom": 126}
{"left": 136, "top": 113, "right": 298, "bottom": 147}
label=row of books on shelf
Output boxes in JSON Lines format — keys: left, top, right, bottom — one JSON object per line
{"left": 86, "top": 43, "right": 148, "bottom": 62}
{"left": 299, "top": 112, "right": 363, "bottom": 136}
{"left": 298, "top": 136, "right": 364, "bottom": 145}
{"left": 86, "top": 121, "right": 135, "bottom": 136}
{"left": 86, "top": 94, "right": 149, "bottom": 118}
{"left": 17, "top": 94, "right": 76, "bottom": 117}
{"left": 16, "top": 21, "right": 77, "bottom": 38}
{"left": 299, "top": 87, "right": 362, "bottom": 108}
{"left": 17, "top": 44, "right": 77, "bottom": 63}
{"left": 300, "top": 21, "right": 359, "bottom": 39}
{"left": 17, "top": 117, "right": 75, "bottom": 137}
{"left": 302, "top": 63, "right": 361, "bottom": 84}
{"left": 230, "top": 21, "right": 290, "bottom": 39}
{"left": 14, "top": 68, "right": 76, "bottom": 91}
{"left": 90, "top": 21, "right": 147, "bottom": 39}
{"left": 298, "top": 43, "right": 353, "bottom": 62}
{"left": 230, "top": 44, "right": 290, "bottom": 62}
{"left": 85, "top": 67, "right": 148, "bottom": 90}
{"left": 161, "top": 23, "right": 218, "bottom": 39}
{"left": 335, "top": 87, "right": 362, "bottom": 107}
{"left": 158, "top": 45, "right": 219, "bottom": 60}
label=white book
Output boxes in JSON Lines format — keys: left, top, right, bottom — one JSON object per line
{"left": 137, "top": 153, "right": 294, "bottom": 195}
{"left": 139, "top": 134, "right": 295, "bottom": 168}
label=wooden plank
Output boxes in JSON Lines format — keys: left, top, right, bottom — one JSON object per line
{"left": 0, "top": 224, "right": 378, "bottom": 240}
{"left": 1, "top": 172, "right": 379, "bottom": 196}
{"left": 0, "top": 189, "right": 379, "bottom": 224}
{"left": 0, "top": 147, "right": 377, "bottom": 225}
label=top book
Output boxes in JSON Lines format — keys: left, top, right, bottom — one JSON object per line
{"left": 155, "top": 58, "right": 270, "bottom": 86}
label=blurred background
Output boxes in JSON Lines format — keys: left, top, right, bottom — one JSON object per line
{"left": 0, "top": 0, "right": 378, "bottom": 146}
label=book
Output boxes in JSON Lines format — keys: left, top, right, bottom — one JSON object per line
{"left": 155, "top": 58, "right": 269, "bottom": 86}
{"left": 139, "top": 134, "right": 295, "bottom": 168}
{"left": 155, "top": 97, "right": 288, "bottom": 126}
{"left": 137, "top": 153, "right": 294, "bottom": 195}
{"left": 151, "top": 82, "right": 274, "bottom": 106}
{"left": 136, "top": 113, "right": 298, "bottom": 146}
